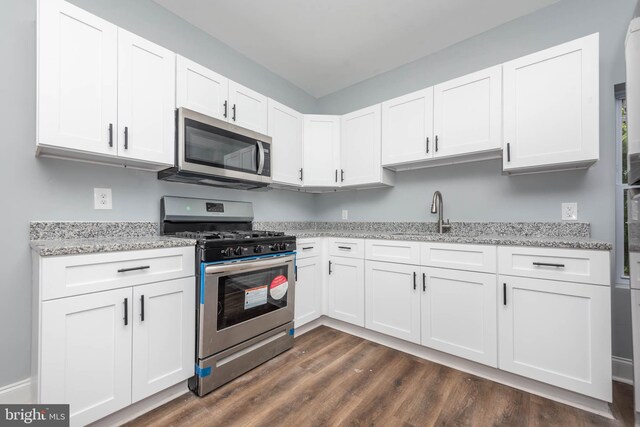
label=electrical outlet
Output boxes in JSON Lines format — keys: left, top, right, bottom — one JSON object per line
{"left": 94, "top": 188, "right": 112, "bottom": 210}
{"left": 561, "top": 202, "right": 577, "bottom": 221}
{"left": 342, "top": 209, "right": 348, "bottom": 220}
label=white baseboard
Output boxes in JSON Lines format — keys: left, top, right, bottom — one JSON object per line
{"left": 0, "top": 379, "right": 32, "bottom": 404}
{"left": 297, "top": 316, "right": 614, "bottom": 419}
{"left": 613, "top": 356, "right": 634, "bottom": 385}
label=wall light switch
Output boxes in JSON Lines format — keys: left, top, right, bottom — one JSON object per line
{"left": 94, "top": 188, "right": 112, "bottom": 210}
{"left": 342, "top": 209, "right": 348, "bottom": 220}
{"left": 561, "top": 202, "right": 577, "bottom": 221}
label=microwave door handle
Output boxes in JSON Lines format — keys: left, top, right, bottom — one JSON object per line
{"left": 257, "top": 141, "right": 265, "bottom": 175}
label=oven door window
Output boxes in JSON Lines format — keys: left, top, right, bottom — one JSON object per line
{"left": 217, "top": 264, "right": 290, "bottom": 331}
{"left": 184, "top": 118, "right": 259, "bottom": 174}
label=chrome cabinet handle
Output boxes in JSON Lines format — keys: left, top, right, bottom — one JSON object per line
{"left": 532, "top": 262, "right": 565, "bottom": 268}
{"left": 257, "top": 141, "right": 265, "bottom": 175}
{"left": 117, "top": 265, "right": 150, "bottom": 273}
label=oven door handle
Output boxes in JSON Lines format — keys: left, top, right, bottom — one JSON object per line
{"left": 257, "top": 141, "right": 265, "bottom": 175}
{"left": 205, "top": 255, "right": 293, "bottom": 275}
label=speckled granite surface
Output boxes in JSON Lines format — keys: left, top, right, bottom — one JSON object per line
{"left": 254, "top": 222, "right": 611, "bottom": 251}
{"left": 31, "top": 236, "right": 197, "bottom": 257}
{"left": 30, "top": 221, "right": 159, "bottom": 240}
{"left": 30, "top": 221, "right": 195, "bottom": 257}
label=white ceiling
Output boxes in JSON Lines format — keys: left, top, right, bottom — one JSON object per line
{"left": 153, "top": 0, "right": 559, "bottom": 98}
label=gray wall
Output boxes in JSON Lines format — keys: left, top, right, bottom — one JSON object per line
{"left": 0, "top": 0, "right": 317, "bottom": 388}
{"left": 313, "top": 0, "right": 635, "bottom": 359}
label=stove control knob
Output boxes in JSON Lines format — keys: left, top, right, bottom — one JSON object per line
{"left": 222, "top": 247, "right": 233, "bottom": 257}
{"left": 234, "top": 247, "right": 244, "bottom": 256}
{"left": 254, "top": 245, "right": 264, "bottom": 253}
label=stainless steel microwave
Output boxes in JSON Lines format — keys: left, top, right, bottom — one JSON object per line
{"left": 158, "top": 108, "right": 272, "bottom": 190}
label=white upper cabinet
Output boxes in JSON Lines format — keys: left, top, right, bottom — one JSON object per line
{"left": 37, "top": 0, "right": 118, "bottom": 156}
{"left": 381, "top": 88, "right": 434, "bottom": 166}
{"left": 117, "top": 29, "right": 175, "bottom": 166}
{"left": 176, "top": 55, "right": 229, "bottom": 121}
{"left": 268, "top": 99, "right": 304, "bottom": 186}
{"left": 228, "top": 80, "right": 269, "bottom": 134}
{"left": 303, "top": 115, "right": 341, "bottom": 187}
{"left": 502, "top": 33, "right": 599, "bottom": 174}
{"left": 433, "top": 65, "right": 502, "bottom": 159}
{"left": 341, "top": 104, "right": 394, "bottom": 187}
{"left": 175, "top": 56, "right": 268, "bottom": 135}
{"left": 37, "top": 0, "right": 175, "bottom": 169}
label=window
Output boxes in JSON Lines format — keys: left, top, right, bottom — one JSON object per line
{"left": 615, "top": 85, "right": 639, "bottom": 281}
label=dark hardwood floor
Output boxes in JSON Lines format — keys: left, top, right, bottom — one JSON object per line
{"left": 126, "top": 326, "right": 635, "bottom": 427}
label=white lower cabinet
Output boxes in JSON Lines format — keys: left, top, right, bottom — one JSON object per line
{"left": 295, "top": 256, "right": 323, "bottom": 327}
{"left": 421, "top": 267, "right": 497, "bottom": 367}
{"left": 327, "top": 256, "right": 365, "bottom": 327}
{"left": 498, "top": 275, "right": 611, "bottom": 401}
{"left": 131, "top": 278, "right": 195, "bottom": 403}
{"left": 34, "top": 248, "right": 196, "bottom": 427}
{"left": 40, "top": 288, "right": 133, "bottom": 427}
{"left": 365, "top": 261, "right": 421, "bottom": 344}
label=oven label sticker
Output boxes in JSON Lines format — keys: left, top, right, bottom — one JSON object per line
{"left": 270, "top": 275, "right": 288, "bottom": 300}
{"left": 245, "top": 285, "right": 268, "bottom": 309}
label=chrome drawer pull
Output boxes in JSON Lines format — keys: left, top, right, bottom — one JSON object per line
{"left": 532, "top": 262, "right": 565, "bottom": 268}
{"left": 117, "top": 265, "right": 150, "bottom": 273}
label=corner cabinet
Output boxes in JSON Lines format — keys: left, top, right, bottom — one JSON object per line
{"left": 33, "top": 247, "right": 196, "bottom": 427}
{"left": 340, "top": 104, "right": 395, "bottom": 188}
{"left": 502, "top": 33, "right": 599, "bottom": 174}
{"left": 268, "top": 99, "right": 304, "bottom": 187}
{"left": 37, "top": 0, "right": 175, "bottom": 170}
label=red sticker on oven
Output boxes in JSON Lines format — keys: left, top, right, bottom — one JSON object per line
{"left": 270, "top": 275, "right": 288, "bottom": 300}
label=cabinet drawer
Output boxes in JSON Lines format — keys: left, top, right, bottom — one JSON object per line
{"left": 497, "top": 246, "right": 610, "bottom": 285}
{"left": 296, "top": 238, "right": 321, "bottom": 259}
{"left": 365, "top": 239, "right": 420, "bottom": 265}
{"left": 40, "top": 247, "right": 195, "bottom": 300}
{"left": 328, "top": 238, "right": 364, "bottom": 259}
{"left": 421, "top": 243, "right": 496, "bottom": 273}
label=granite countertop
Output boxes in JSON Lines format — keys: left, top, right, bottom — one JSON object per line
{"left": 30, "top": 236, "right": 197, "bottom": 257}
{"left": 252, "top": 221, "right": 612, "bottom": 251}
{"left": 30, "top": 222, "right": 196, "bottom": 257}
{"left": 285, "top": 230, "right": 612, "bottom": 250}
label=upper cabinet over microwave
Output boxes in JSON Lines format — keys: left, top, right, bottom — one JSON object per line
{"left": 176, "top": 55, "right": 268, "bottom": 135}
{"left": 37, "top": 0, "right": 176, "bottom": 170}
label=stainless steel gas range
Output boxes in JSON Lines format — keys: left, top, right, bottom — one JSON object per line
{"left": 160, "top": 196, "right": 296, "bottom": 396}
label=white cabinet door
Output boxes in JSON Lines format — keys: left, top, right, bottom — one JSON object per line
{"left": 37, "top": 0, "right": 117, "bottom": 155}
{"left": 40, "top": 288, "right": 132, "bottom": 427}
{"left": 421, "top": 268, "right": 497, "bottom": 367}
{"left": 340, "top": 104, "right": 382, "bottom": 186}
{"left": 503, "top": 33, "right": 599, "bottom": 173}
{"left": 176, "top": 55, "right": 229, "bottom": 120}
{"left": 295, "top": 257, "right": 322, "bottom": 327}
{"left": 433, "top": 66, "right": 502, "bottom": 158}
{"left": 498, "top": 275, "right": 611, "bottom": 401}
{"left": 327, "top": 256, "right": 365, "bottom": 327}
{"left": 365, "top": 261, "right": 421, "bottom": 344}
{"left": 381, "top": 88, "right": 434, "bottom": 166}
{"left": 303, "top": 115, "right": 341, "bottom": 187}
{"left": 228, "top": 80, "right": 268, "bottom": 134}
{"left": 131, "top": 278, "right": 195, "bottom": 403}
{"left": 268, "top": 99, "right": 304, "bottom": 186}
{"left": 117, "top": 29, "right": 175, "bottom": 165}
